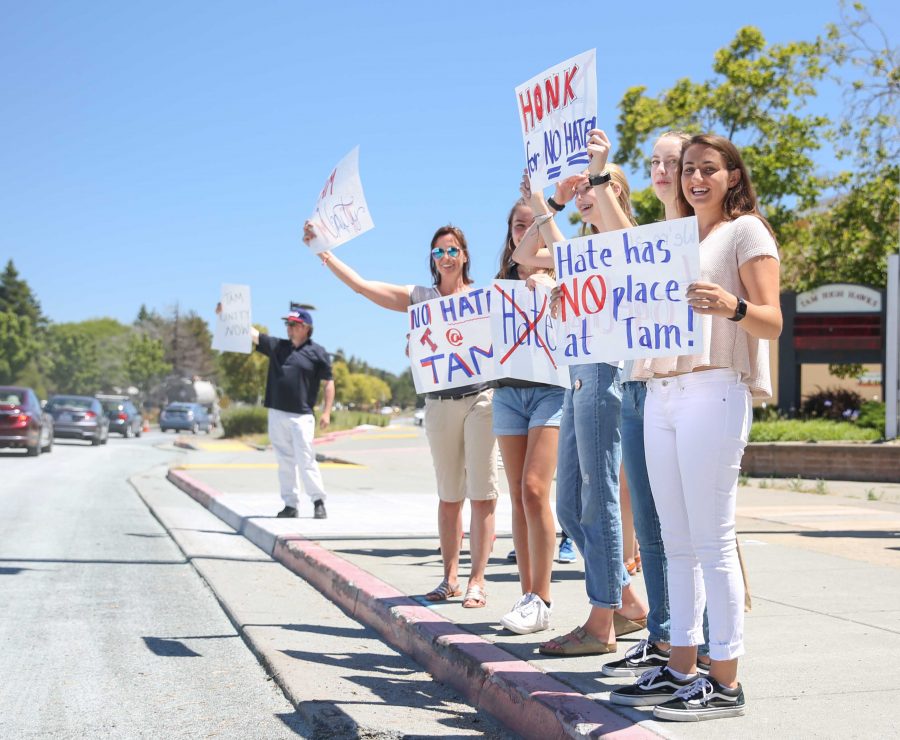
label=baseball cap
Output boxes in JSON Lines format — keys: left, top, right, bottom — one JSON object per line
{"left": 282, "top": 308, "right": 313, "bottom": 325}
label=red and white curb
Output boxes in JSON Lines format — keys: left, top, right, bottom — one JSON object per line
{"left": 166, "top": 468, "right": 660, "bottom": 740}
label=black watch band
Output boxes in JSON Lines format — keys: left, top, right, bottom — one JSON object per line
{"left": 588, "top": 171, "right": 612, "bottom": 187}
{"left": 728, "top": 296, "right": 748, "bottom": 322}
{"left": 547, "top": 196, "right": 565, "bottom": 212}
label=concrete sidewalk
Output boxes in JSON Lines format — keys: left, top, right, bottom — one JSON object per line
{"left": 159, "top": 424, "right": 900, "bottom": 739}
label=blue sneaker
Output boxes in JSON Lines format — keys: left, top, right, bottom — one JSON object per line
{"left": 557, "top": 537, "right": 576, "bottom": 563}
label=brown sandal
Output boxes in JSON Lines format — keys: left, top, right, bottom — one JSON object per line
{"left": 538, "top": 626, "right": 616, "bottom": 656}
{"left": 425, "top": 579, "right": 462, "bottom": 602}
{"left": 613, "top": 612, "right": 648, "bottom": 637}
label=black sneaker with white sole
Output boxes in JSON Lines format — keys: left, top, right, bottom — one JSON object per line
{"left": 602, "top": 639, "right": 670, "bottom": 677}
{"left": 653, "top": 675, "right": 745, "bottom": 721}
{"left": 610, "top": 666, "right": 697, "bottom": 707}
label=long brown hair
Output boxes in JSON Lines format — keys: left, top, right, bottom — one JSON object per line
{"left": 496, "top": 198, "right": 528, "bottom": 279}
{"left": 580, "top": 163, "right": 639, "bottom": 235}
{"left": 429, "top": 225, "right": 473, "bottom": 286}
{"left": 675, "top": 133, "right": 776, "bottom": 240}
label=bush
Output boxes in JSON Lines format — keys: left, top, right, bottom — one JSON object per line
{"left": 800, "top": 387, "right": 863, "bottom": 421}
{"left": 855, "top": 401, "right": 886, "bottom": 431}
{"left": 221, "top": 406, "right": 268, "bottom": 437}
{"left": 750, "top": 419, "right": 880, "bottom": 442}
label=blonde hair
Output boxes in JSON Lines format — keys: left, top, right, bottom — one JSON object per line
{"left": 580, "top": 163, "right": 638, "bottom": 235}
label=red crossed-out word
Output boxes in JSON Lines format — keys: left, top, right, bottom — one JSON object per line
{"left": 519, "top": 64, "right": 579, "bottom": 134}
{"left": 495, "top": 286, "right": 557, "bottom": 368}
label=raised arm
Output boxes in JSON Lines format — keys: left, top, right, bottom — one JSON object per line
{"left": 303, "top": 222, "right": 411, "bottom": 313}
{"left": 511, "top": 171, "right": 567, "bottom": 269}
{"left": 586, "top": 129, "right": 634, "bottom": 231}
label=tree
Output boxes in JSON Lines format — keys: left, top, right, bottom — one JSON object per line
{"left": 46, "top": 323, "right": 103, "bottom": 394}
{"left": 216, "top": 325, "right": 268, "bottom": 404}
{"left": 0, "top": 260, "right": 46, "bottom": 331}
{"left": 615, "top": 27, "right": 833, "bottom": 231}
{"left": 0, "top": 313, "right": 39, "bottom": 384}
{"left": 126, "top": 334, "right": 172, "bottom": 393}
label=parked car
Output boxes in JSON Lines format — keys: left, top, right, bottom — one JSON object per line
{"left": 413, "top": 408, "right": 425, "bottom": 426}
{"left": 0, "top": 386, "right": 53, "bottom": 456}
{"left": 46, "top": 395, "right": 109, "bottom": 446}
{"left": 97, "top": 395, "right": 143, "bottom": 438}
{"left": 159, "top": 402, "right": 211, "bottom": 434}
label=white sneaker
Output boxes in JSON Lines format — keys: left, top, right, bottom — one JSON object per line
{"left": 499, "top": 593, "right": 551, "bottom": 634}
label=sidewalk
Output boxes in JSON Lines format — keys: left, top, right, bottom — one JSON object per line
{"left": 160, "top": 424, "right": 900, "bottom": 739}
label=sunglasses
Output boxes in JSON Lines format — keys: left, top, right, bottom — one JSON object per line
{"left": 284, "top": 321, "right": 306, "bottom": 328}
{"left": 431, "top": 246, "right": 461, "bottom": 259}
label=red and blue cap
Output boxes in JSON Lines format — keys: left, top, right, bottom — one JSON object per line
{"left": 282, "top": 308, "right": 313, "bottom": 325}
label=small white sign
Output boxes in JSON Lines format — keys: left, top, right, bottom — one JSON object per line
{"left": 306, "top": 146, "right": 375, "bottom": 253}
{"left": 796, "top": 284, "right": 882, "bottom": 313}
{"left": 515, "top": 49, "right": 597, "bottom": 192}
{"left": 213, "top": 283, "right": 252, "bottom": 353}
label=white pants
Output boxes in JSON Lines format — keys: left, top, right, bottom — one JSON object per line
{"left": 268, "top": 408, "right": 327, "bottom": 507}
{"left": 644, "top": 369, "right": 751, "bottom": 661}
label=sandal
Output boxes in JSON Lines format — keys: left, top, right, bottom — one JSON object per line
{"left": 625, "top": 555, "right": 642, "bottom": 576}
{"left": 461, "top": 583, "right": 487, "bottom": 609}
{"left": 538, "top": 626, "right": 616, "bottom": 656}
{"left": 425, "top": 579, "right": 462, "bottom": 602}
{"left": 613, "top": 612, "right": 648, "bottom": 637}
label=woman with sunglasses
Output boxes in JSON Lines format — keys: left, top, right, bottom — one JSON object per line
{"left": 302, "top": 222, "right": 498, "bottom": 609}
{"left": 622, "top": 134, "right": 781, "bottom": 722}
{"left": 492, "top": 193, "right": 565, "bottom": 635}
{"left": 512, "top": 130, "right": 650, "bottom": 657}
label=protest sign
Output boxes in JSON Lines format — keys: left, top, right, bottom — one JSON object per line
{"left": 213, "top": 283, "right": 252, "bottom": 353}
{"left": 491, "top": 280, "right": 568, "bottom": 387}
{"left": 552, "top": 217, "right": 702, "bottom": 365}
{"left": 407, "top": 287, "right": 494, "bottom": 394}
{"left": 306, "top": 146, "right": 374, "bottom": 253}
{"left": 515, "top": 49, "right": 597, "bottom": 192}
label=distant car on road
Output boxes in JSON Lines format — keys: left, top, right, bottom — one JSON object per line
{"left": 0, "top": 386, "right": 53, "bottom": 456}
{"left": 46, "top": 395, "right": 109, "bottom": 446}
{"left": 97, "top": 395, "right": 143, "bottom": 438}
{"left": 413, "top": 409, "right": 425, "bottom": 426}
{"left": 159, "top": 402, "right": 211, "bottom": 434}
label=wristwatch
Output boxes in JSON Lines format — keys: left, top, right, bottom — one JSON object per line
{"left": 547, "top": 196, "right": 565, "bottom": 212}
{"left": 588, "top": 171, "right": 612, "bottom": 187}
{"left": 728, "top": 295, "right": 748, "bottom": 322}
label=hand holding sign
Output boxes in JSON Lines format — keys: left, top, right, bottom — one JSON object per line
{"left": 586, "top": 129, "right": 612, "bottom": 176}
{"left": 212, "top": 284, "right": 252, "bottom": 353}
{"left": 305, "top": 146, "right": 374, "bottom": 254}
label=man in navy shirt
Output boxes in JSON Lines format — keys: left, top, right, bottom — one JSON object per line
{"left": 252, "top": 308, "right": 334, "bottom": 519}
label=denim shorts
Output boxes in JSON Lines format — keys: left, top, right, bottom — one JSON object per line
{"left": 492, "top": 385, "right": 565, "bottom": 436}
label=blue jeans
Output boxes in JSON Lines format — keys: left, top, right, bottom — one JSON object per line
{"left": 621, "top": 381, "right": 669, "bottom": 642}
{"left": 624, "top": 380, "right": 710, "bottom": 654}
{"left": 555, "top": 363, "right": 626, "bottom": 609}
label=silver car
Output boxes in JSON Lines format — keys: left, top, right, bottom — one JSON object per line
{"left": 47, "top": 395, "right": 110, "bottom": 446}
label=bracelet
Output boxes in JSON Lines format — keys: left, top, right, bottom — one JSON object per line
{"left": 588, "top": 171, "right": 612, "bottom": 187}
{"left": 547, "top": 196, "right": 565, "bottom": 212}
{"left": 534, "top": 212, "right": 555, "bottom": 226}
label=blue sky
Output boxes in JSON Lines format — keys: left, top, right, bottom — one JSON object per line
{"left": 2, "top": 1, "right": 896, "bottom": 374}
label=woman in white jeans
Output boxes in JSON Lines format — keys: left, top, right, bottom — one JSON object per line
{"left": 627, "top": 134, "right": 782, "bottom": 722}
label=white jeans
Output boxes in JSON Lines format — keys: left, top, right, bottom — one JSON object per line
{"left": 268, "top": 408, "right": 327, "bottom": 507}
{"left": 644, "top": 369, "right": 751, "bottom": 661}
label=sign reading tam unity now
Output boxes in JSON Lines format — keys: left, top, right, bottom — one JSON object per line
{"left": 515, "top": 49, "right": 597, "bottom": 192}
{"left": 552, "top": 217, "right": 703, "bottom": 365}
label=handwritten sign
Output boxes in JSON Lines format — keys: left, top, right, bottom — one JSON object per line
{"left": 213, "top": 284, "right": 252, "bottom": 353}
{"left": 491, "top": 281, "right": 568, "bottom": 387}
{"left": 515, "top": 49, "right": 597, "bottom": 192}
{"left": 552, "top": 217, "right": 702, "bottom": 365}
{"left": 306, "top": 146, "right": 374, "bottom": 253}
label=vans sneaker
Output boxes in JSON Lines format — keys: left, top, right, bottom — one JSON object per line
{"left": 499, "top": 593, "right": 551, "bottom": 635}
{"left": 557, "top": 537, "right": 576, "bottom": 563}
{"left": 610, "top": 666, "right": 696, "bottom": 707}
{"left": 653, "top": 675, "right": 746, "bottom": 722}
{"left": 602, "top": 639, "right": 670, "bottom": 677}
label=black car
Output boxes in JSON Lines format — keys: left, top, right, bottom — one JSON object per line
{"left": 97, "top": 395, "right": 143, "bottom": 438}
{"left": 46, "top": 395, "right": 110, "bottom": 446}
{"left": 0, "top": 386, "right": 53, "bottom": 456}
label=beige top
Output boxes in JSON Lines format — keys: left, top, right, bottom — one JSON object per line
{"left": 631, "top": 215, "right": 779, "bottom": 398}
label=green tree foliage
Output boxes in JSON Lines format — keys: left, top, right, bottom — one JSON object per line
{"left": 126, "top": 333, "right": 172, "bottom": 393}
{"left": 46, "top": 323, "right": 103, "bottom": 394}
{"left": 344, "top": 373, "right": 391, "bottom": 410}
{"left": 76, "top": 318, "right": 132, "bottom": 392}
{"left": 0, "top": 260, "right": 46, "bottom": 330}
{"left": 216, "top": 325, "right": 268, "bottom": 403}
{"left": 0, "top": 313, "right": 39, "bottom": 384}
{"left": 615, "top": 26, "right": 833, "bottom": 232}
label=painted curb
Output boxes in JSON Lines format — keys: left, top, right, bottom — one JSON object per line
{"left": 165, "top": 468, "right": 660, "bottom": 740}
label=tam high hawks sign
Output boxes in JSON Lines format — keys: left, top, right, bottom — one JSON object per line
{"left": 515, "top": 49, "right": 597, "bottom": 192}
